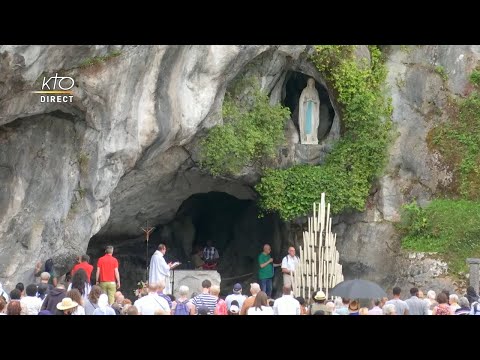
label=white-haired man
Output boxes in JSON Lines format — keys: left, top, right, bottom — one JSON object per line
{"left": 134, "top": 282, "right": 170, "bottom": 315}
{"left": 281, "top": 247, "right": 299, "bottom": 289}
{"left": 240, "top": 283, "right": 261, "bottom": 315}
{"left": 455, "top": 297, "right": 471, "bottom": 315}
{"left": 38, "top": 272, "right": 54, "bottom": 293}
{"left": 225, "top": 283, "right": 247, "bottom": 311}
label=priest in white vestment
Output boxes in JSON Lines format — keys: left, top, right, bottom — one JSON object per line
{"left": 149, "top": 244, "right": 172, "bottom": 294}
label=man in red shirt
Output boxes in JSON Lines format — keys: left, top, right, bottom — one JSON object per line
{"left": 71, "top": 254, "right": 94, "bottom": 282}
{"left": 96, "top": 246, "right": 120, "bottom": 305}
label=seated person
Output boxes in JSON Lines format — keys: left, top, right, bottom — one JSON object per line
{"left": 202, "top": 240, "right": 219, "bottom": 270}
{"left": 191, "top": 247, "right": 205, "bottom": 270}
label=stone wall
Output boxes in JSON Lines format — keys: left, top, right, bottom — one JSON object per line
{"left": 172, "top": 270, "right": 221, "bottom": 299}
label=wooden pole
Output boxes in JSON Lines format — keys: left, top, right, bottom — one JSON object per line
{"left": 140, "top": 221, "right": 155, "bottom": 282}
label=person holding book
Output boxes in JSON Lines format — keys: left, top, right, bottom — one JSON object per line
{"left": 149, "top": 244, "right": 179, "bottom": 294}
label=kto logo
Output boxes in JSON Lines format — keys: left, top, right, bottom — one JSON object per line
{"left": 32, "top": 73, "right": 75, "bottom": 103}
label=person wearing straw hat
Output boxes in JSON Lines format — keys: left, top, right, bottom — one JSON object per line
{"left": 310, "top": 290, "right": 331, "bottom": 315}
{"left": 57, "top": 297, "right": 78, "bottom": 315}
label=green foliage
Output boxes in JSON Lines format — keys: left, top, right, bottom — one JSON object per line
{"left": 434, "top": 65, "right": 448, "bottom": 81}
{"left": 470, "top": 68, "right": 480, "bottom": 87}
{"left": 79, "top": 50, "right": 122, "bottom": 68}
{"left": 429, "top": 74, "right": 480, "bottom": 199}
{"left": 399, "top": 200, "right": 480, "bottom": 273}
{"left": 199, "top": 81, "right": 291, "bottom": 176}
{"left": 256, "top": 45, "right": 392, "bottom": 220}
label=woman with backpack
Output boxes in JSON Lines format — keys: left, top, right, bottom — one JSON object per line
{"left": 211, "top": 285, "right": 228, "bottom": 315}
{"left": 173, "top": 285, "right": 193, "bottom": 315}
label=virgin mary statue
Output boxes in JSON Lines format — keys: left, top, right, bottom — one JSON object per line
{"left": 299, "top": 78, "right": 320, "bottom": 144}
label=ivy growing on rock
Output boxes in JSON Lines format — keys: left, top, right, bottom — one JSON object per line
{"left": 256, "top": 45, "right": 393, "bottom": 220}
{"left": 428, "top": 73, "right": 480, "bottom": 199}
{"left": 400, "top": 66, "right": 480, "bottom": 275}
{"left": 399, "top": 200, "right": 480, "bottom": 273}
{"left": 199, "top": 78, "right": 290, "bottom": 176}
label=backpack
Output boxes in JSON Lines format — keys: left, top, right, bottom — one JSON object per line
{"left": 214, "top": 298, "right": 228, "bottom": 315}
{"left": 174, "top": 300, "right": 190, "bottom": 315}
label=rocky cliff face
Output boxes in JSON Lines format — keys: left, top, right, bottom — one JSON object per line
{"left": 0, "top": 45, "right": 477, "bottom": 296}
{"left": 334, "top": 45, "right": 480, "bottom": 294}
{"left": 0, "top": 45, "right": 308, "bottom": 291}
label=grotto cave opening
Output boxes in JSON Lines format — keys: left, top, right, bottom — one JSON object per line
{"left": 87, "top": 191, "right": 295, "bottom": 298}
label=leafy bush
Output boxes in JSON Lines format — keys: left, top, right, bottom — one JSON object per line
{"left": 429, "top": 81, "right": 480, "bottom": 199}
{"left": 470, "top": 68, "right": 480, "bottom": 87}
{"left": 256, "top": 45, "right": 392, "bottom": 220}
{"left": 400, "top": 200, "right": 480, "bottom": 273}
{"left": 199, "top": 81, "right": 290, "bottom": 176}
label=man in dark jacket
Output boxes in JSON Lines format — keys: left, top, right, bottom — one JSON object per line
{"left": 466, "top": 286, "right": 478, "bottom": 305}
{"left": 41, "top": 283, "right": 66, "bottom": 315}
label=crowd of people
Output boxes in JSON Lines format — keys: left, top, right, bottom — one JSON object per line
{"left": 1, "top": 242, "right": 480, "bottom": 315}
{"left": 2, "top": 276, "right": 479, "bottom": 315}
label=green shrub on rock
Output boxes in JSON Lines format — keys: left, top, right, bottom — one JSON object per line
{"left": 256, "top": 45, "right": 392, "bottom": 220}
{"left": 200, "top": 82, "right": 290, "bottom": 176}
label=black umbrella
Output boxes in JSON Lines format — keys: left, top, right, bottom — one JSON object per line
{"left": 330, "top": 279, "right": 387, "bottom": 299}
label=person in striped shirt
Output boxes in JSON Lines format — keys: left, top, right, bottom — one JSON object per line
{"left": 189, "top": 279, "right": 218, "bottom": 315}
{"left": 202, "top": 241, "right": 219, "bottom": 269}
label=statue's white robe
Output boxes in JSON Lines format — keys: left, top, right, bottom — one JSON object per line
{"left": 299, "top": 80, "right": 320, "bottom": 144}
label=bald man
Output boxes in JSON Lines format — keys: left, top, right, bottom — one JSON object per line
{"left": 258, "top": 244, "right": 281, "bottom": 298}
{"left": 281, "top": 247, "right": 300, "bottom": 289}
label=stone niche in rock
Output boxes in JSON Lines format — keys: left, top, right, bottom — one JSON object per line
{"left": 88, "top": 191, "right": 298, "bottom": 298}
{"left": 281, "top": 71, "right": 336, "bottom": 166}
